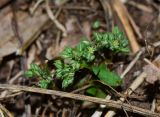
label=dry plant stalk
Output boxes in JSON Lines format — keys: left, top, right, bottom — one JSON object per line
{"left": 120, "top": 50, "right": 143, "bottom": 78}
{"left": 45, "top": 0, "right": 67, "bottom": 37}
{"left": 123, "top": 5, "right": 143, "bottom": 39}
{"left": 0, "top": 84, "right": 160, "bottom": 117}
{"left": 29, "top": 0, "right": 44, "bottom": 14}
{"left": 0, "top": 104, "right": 14, "bottom": 117}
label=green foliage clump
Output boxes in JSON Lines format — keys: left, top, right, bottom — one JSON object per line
{"left": 54, "top": 40, "right": 96, "bottom": 88}
{"left": 54, "top": 27, "right": 129, "bottom": 88}
{"left": 93, "top": 27, "right": 129, "bottom": 53}
{"left": 25, "top": 27, "right": 129, "bottom": 89}
{"left": 24, "top": 63, "right": 52, "bottom": 88}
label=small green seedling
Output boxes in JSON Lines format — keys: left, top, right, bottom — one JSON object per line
{"left": 25, "top": 27, "right": 129, "bottom": 92}
{"left": 24, "top": 63, "right": 52, "bottom": 88}
{"left": 92, "top": 20, "right": 101, "bottom": 29}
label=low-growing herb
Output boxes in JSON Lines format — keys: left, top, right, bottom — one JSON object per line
{"left": 25, "top": 27, "right": 129, "bottom": 90}
{"left": 24, "top": 63, "right": 52, "bottom": 88}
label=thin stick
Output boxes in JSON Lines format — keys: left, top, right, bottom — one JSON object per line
{"left": 128, "top": 1, "right": 153, "bottom": 13}
{"left": 124, "top": 6, "right": 142, "bottom": 39}
{"left": 144, "top": 58, "right": 160, "bottom": 72}
{"left": 0, "top": 84, "right": 159, "bottom": 117}
{"left": 0, "top": 108, "right": 4, "bottom": 117}
{"left": 72, "top": 84, "right": 92, "bottom": 93}
{"left": 30, "top": 0, "right": 44, "bottom": 14}
{"left": 120, "top": 50, "right": 143, "bottom": 78}
{"left": 45, "top": 0, "right": 67, "bottom": 37}
{"left": 0, "top": 104, "right": 14, "bottom": 117}
{"left": 50, "top": 5, "right": 96, "bottom": 12}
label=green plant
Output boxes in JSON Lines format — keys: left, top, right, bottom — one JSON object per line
{"left": 25, "top": 27, "right": 129, "bottom": 91}
{"left": 24, "top": 63, "right": 52, "bottom": 88}
{"left": 92, "top": 20, "right": 101, "bottom": 29}
{"left": 54, "top": 27, "right": 129, "bottom": 88}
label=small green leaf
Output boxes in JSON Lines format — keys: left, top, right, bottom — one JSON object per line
{"left": 76, "top": 42, "right": 85, "bottom": 52}
{"left": 82, "top": 40, "right": 90, "bottom": 45}
{"left": 86, "top": 86, "right": 107, "bottom": 98}
{"left": 71, "top": 60, "right": 80, "bottom": 70}
{"left": 62, "top": 76, "right": 74, "bottom": 88}
{"left": 54, "top": 60, "right": 63, "bottom": 69}
{"left": 87, "top": 46, "right": 96, "bottom": 54}
{"left": 92, "top": 64, "right": 122, "bottom": 87}
{"left": 112, "top": 26, "right": 120, "bottom": 34}
{"left": 30, "top": 63, "right": 41, "bottom": 76}
{"left": 42, "top": 65, "right": 52, "bottom": 79}
{"left": 61, "top": 47, "right": 73, "bottom": 59}
{"left": 56, "top": 69, "right": 63, "bottom": 78}
{"left": 86, "top": 86, "right": 97, "bottom": 96}
{"left": 92, "top": 20, "right": 101, "bottom": 29}
{"left": 30, "top": 63, "right": 40, "bottom": 70}
{"left": 25, "top": 63, "right": 52, "bottom": 89}
{"left": 24, "top": 70, "right": 34, "bottom": 78}
{"left": 92, "top": 65, "right": 100, "bottom": 75}
{"left": 38, "top": 79, "right": 51, "bottom": 89}
{"left": 96, "top": 88, "right": 107, "bottom": 98}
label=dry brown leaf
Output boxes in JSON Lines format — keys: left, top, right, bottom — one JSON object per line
{"left": 65, "top": 17, "right": 77, "bottom": 34}
{"left": 143, "top": 59, "right": 160, "bottom": 84}
{"left": 0, "top": 6, "right": 49, "bottom": 58}
{"left": 143, "top": 65, "right": 160, "bottom": 84}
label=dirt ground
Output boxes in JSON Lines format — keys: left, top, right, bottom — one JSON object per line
{"left": 0, "top": 0, "right": 160, "bottom": 117}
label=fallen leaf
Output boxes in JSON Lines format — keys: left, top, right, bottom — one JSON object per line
{"left": 0, "top": 6, "right": 49, "bottom": 58}
{"left": 143, "top": 58, "right": 160, "bottom": 84}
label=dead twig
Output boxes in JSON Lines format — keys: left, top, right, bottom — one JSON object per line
{"left": 50, "top": 5, "right": 96, "bottom": 12}
{"left": 99, "top": 0, "right": 113, "bottom": 31}
{"left": 45, "top": 0, "right": 67, "bottom": 37}
{"left": 30, "top": 0, "right": 44, "bottom": 15}
{"left": 123, "top": 4, "right": 143, "bottom": 39}
{"left": 0, "top": 84, "right": 159, "bottom": 117}
{"left": 0, "top": 91, "right": 23, "bottom": 100}
{"left": 71, "top": 84, "right": 92, "bottom": 93}
{"left": 144, "top": 58, "right": 160, "bottom": 72}
{"left": 11, "top": 1, "right": 23, "bottom": 46}
{"left": 120, "top": 49, "right": 143, "bottom": 78}
{"left": 0, "top": 108, "right": 4, "bottom": 117}
{"left": 127, "top": 1, "right": 153, "bottom": 13}
{"left": 11, "top": 1, "right": 27, "bottom": 71}
{"left": 0, "top": 104, "right": 13, "bottom": 117}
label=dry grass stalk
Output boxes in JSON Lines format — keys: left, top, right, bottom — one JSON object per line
{"left": 0, "top": 84, "right": 160, "bottom": 117}
{"left": 45, "top": 0, "right": 67, "bottom": 37}
{"left": 0, "top": 104, "right": 14, "bottom": 117}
